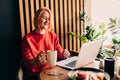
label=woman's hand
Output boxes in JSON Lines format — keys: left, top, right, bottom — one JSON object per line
{"left": 62, "top": 49, "right": 70, "bottom": 58}
{"left": 38, "top": 51, "right": 47, "bottom": 64}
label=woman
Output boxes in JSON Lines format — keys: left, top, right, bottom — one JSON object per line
{"left": 21, "top": 7, "right": 70, "bottom": 80}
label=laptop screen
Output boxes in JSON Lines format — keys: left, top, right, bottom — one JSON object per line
{"left": 57, "top": 40, "right": 102, "bottom": 69}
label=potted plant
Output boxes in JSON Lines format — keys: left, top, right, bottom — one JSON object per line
{"left": 104, "top": 38, "right": 120, "bottom": 58}
{"left": 68, "top": 11, "right": 106, "bottom": 59}
{"left": 104, "top": 18, "right": 120, "bottom": 58}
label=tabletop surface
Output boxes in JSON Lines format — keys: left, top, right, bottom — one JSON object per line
{"left": 39, "top": 62, "right": 95, "bottom": 80}
{"left": 39, "top": 66, "right": 69, "bottom": 80}
{"left": 39, "top": 61, "right": 119, "bottom": 80}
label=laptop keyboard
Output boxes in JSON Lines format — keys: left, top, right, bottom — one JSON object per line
{"left": 65, "top": 60, "right": 76, "bottom": 67}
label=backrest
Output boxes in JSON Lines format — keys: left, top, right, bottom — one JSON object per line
{"left": 19, "top": 0, "right": 84, "bottom": 51}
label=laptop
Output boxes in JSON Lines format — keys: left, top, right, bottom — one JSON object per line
{"left": 56, "top": 40, "right": 102, "bottom": 69}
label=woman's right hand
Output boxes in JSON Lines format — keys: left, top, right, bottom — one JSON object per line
{"left": 38, "top": 51, "right": 47, "bottom": 64}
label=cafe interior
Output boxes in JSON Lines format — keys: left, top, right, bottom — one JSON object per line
{"left": 1, "top": 0, "right": 120, "bottom": 80}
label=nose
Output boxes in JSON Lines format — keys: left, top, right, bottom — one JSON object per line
{"left": 45, "top": 20, "right": 49, "bottom": 24}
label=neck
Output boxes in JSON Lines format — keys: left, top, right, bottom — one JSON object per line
{"left": 35, "top": 29, "right": 47, "bottom": 34}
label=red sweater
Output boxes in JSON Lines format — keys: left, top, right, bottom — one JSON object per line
{"left": 21, "top": 31, "right": 63, "bottom": 76}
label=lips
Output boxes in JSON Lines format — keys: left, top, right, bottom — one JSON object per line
{"left": 44, "top": 21, "right": 49, "bottom": 25}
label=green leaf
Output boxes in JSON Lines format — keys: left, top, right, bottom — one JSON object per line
{"left": 68, "top": 32, "right": 75, "bottom": 35}
{"left": 112, "top": 31, "right": 120, "bottom": 34}
{"left": 79, "top": 36, "right": 87, "bottom": 43}
{"left": 105, "top": 49, "right": 114, "bottom": 57}
{"left": 117, "top": 52, "right": 120, "bottom": 57}
{"left": 69, "top": 75, "right": 77, "bottom": 80}
{"left": 102, "top": 30, "right": 106, "bottom": 35}
{"left": 97, "top": 53, "right": 105, "bottom": 59}
{"left": 80, "top": 11, "right": 86, "bottom": 18}
{"left": 108, "top": 23, "right": 113, "bottom": 25}
{"left": 108, "top": 25, "right": 115, "bottom": 29}
{"left": 86, "top": 16, "right": 90, "bottom": 22}
{"left": 80, "top": 18, "right": 84, "bottom": 22}
{"left": 86, "top": 28, "right": 95, "bottom": 41}
{"left": 93, "top": 33, "right": 100, "bottom": 39}
{"left": 109, "top": 18, "right": 116, "bottom": 24}
{"left": 109, "top": 27, "right": 117, "bottom": 31}
{"left": 112, "top": 38, "right": 120, "bottom": 44}
{"left": 99, "top": 23, "right": 105, "bottom": 29}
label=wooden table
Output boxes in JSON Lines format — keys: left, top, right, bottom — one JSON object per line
{"left": 39, "top": 62, "right": 96, "bottom": 80}
{"left": 39, "top": 62, "right": 120, "bottom": 80}
{"left": 39, "top": 66, "right": 69, "bottom": 80}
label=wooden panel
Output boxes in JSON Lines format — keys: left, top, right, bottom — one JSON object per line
{"left": 72, "top": 0, "right": 76, "bottom": 51}
{"left": 68, "top": 0, "right": 72, "bottom": 50}
{"left": 45, "top": 0, "right": 49, "bottom": 8}
{"left": 79, "top": 0, "right": 84, "bottom": 49}
{"left": 54, "top": 0, "right": 59, "bottom": 37}
{"left": 76, "top": 0, "right": 80, "bottom": 51}
{"left": 59, "top": 0, "right": 64, "bottom": 49}
{"left": 19, "top": 0, "right": 83, "bottom": 52}
{"left": 50, "top": 0, "right": 54, "bottom": 15}
{"left": 40, "top": 0, "right": 44, "bottom": 7}
{"left": 25, "top": 0, "right": 30, "bottom": 33}
{"left": 30, "top": 0, "right": 35, "bottom": 31}
{"left": 80, "top": 0, "right": 84, "bottom": 36}
{"left": 64, "top": 0, "right": 68, "bottom": 49}
{"left": 19, "top": 0, "right": 25, "bottom": 38}
{"left": 36, "top": 0, "right": 39, "bottom": 10}
{"left": 49, "top": 0, "right": 54, "bottom": 25}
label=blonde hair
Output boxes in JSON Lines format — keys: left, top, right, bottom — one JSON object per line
{"left": 33, "top": 7, "right": 54, "bottom": 31}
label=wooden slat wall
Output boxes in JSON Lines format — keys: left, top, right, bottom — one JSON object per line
{"left": 19, "top": 0, "right": 84, "bottom": 51}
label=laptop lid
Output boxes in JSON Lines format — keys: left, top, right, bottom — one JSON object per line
{"left": 56, "top": 40, "right": 102, "bottom": 69}
{"left": 75, "top": 40, "right": 102, "bottom": 68}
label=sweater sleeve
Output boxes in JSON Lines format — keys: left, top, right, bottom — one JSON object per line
{"left": 54, "top": 34, "right": 64, "bottom": 59}
{"left": 21, "top": 36, "right": 49, "bottom": 74}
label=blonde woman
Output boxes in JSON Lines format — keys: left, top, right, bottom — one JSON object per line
{"left": 21, "top": 7, "right": 70, "bottom": 80}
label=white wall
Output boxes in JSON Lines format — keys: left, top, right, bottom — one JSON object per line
{"left": 91, "top": 0, "right": 120, "bottom": 24}
{"left": 91, "top": 0, "right": 120, "bottom": 45}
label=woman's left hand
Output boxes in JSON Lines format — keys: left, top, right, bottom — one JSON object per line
{"left": 62, "top": 49, "right": 70, "bottom": 58}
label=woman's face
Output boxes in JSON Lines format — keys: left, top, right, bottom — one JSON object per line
{"left": 37, "top": 11, "right": 50, "bottom": 30}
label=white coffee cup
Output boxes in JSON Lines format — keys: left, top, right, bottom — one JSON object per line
{"left": 47, "top": 50, "right": 57, "bottom": 66}
{"left": 94, "top": 60, "right": 100, "bottom": 69}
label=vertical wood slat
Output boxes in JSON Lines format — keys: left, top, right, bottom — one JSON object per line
{"left": 72, "top": 0, "right": 76, "bottom": 51}
{"left": 30, "top": 0, "right": 35, "bottom": 31}
{"left": 25, "top": 0, "right": 30, "bottom": 34}
{"left": 54, "top": 0, "right": 59, "bottom": 38}
{"left": 79, "top": 0, "right": 84, "bottom": 49}
{"left": 19, "top": 0, "right": 83, "bottom": 51}
{"left": 45, "top": 0, "right": 49, "bottom": 8}
{"left": 19, "top": 0, "right": 25, "bottom": 38}
{"left": 49, "top": 0, "right": 54, "bottom": 28}
{"left": 80, "top": 0, "right": 84, "bottom": 37}
{"left": 68, "top": 0, "right": 72, "bottom": 50}
{"left": 64, "top": 0, "right": 68, "bottom": 49}
{"left": 76, "top": 0, "right": 80, "bottom": 51}
{"left": 50, "top": 0, "right": 54, "bottom": 15}
{"left": 59, "top": 0, "right": 64, "bottom": 49}
{"left": 36, "top": 0, "right": 39, "bottom": 10}
{"left": 80, "top": 0, "right": 84, "bottom": 50}
{"left": 40, "top": 0, "right": 44, "bottom": 7}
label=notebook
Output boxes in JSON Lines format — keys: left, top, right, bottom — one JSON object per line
{"left": 56, "top": 40, "right": 102, "bottom": 69}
